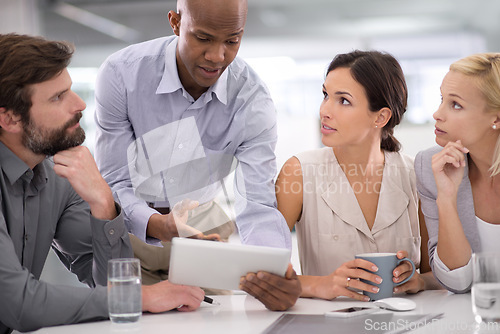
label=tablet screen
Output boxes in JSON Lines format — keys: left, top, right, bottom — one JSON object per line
{"left": 168, "top": 237, "right": 291, "bottom": 290}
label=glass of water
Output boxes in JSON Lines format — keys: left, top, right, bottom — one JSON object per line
{"left": 108, "top": 258, "right": 142, "bottom": 323}
{"left": 472, "top": 252, "right": 500, "bottom": 324}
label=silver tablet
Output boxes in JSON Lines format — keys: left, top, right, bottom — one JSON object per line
{"left": 168, "top": 237, "right": 291, "bottom": 290}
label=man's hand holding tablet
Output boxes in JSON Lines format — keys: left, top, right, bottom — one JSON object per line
{"left": 239, "top": 263, "right": 301, "bottom": 311}
{"left": 168, "top": 238, "right": 301, "bottom": 310}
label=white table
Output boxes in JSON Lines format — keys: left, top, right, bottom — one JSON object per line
{"left": 27, "top": 290, "right": 499, "bottom": 334}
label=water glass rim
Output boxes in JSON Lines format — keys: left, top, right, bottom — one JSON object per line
{"left": 108, "top": 258, "right": 140, "bottom": 263}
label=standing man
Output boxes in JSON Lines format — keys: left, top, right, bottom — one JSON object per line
{"left": 94, "top": 0, "right": 300, "bottom": 310}
{"left": 0, "top": 33, "right": 204, "bottom": 334}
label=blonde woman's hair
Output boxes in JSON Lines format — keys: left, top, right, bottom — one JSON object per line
{"left": 450, "top": 53, "right": 500, "bottom": 176}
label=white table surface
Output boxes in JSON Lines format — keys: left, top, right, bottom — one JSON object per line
{"left": 26, "top": 290, "right": 500, "bottom": 334}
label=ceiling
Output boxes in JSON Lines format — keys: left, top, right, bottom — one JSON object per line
{"left": 38, "top": 0, "right": 500, "bottom": 66}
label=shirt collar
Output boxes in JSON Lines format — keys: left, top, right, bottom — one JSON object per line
{"left": 0, "top": 141, "right": 32, "bottom": 185}
{"left": 320, "top": 150, "right": 410, "bottom": 238}
{"left": 210, "top": 67, "right": 228, "bottom": 105}
{"left": 156, "top": 37, "right": 228, "bottom": 105}
{"left": 0, "top": 142, "right": 48, "bottom": 190}
{"left": 156, "top": 38, "right": 183, "bottom": 95}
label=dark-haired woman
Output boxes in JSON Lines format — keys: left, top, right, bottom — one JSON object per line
{"left": 276, "top": 50, "right": 439, "bottom": 301}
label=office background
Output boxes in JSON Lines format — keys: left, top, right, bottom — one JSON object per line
{"left": 2, "top": 0, "right": 499, "bottom": 286}
{"left": 4, "top": 0, "right": 499, "bottom": 162}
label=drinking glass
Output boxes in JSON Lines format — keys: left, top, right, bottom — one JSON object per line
{"left": 472, "top": 252, "right": 500, "bottom": 324}
{"left": 108, "top": 258, "right": 142, "bottom": 323}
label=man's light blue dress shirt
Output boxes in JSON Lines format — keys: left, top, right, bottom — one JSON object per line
{"left": 94, "top": 36, "right": 291, "bottom": 249}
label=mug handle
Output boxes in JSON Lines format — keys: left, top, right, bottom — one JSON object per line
{"left": 395, "top": 257, "right": 416, "bottom": 286}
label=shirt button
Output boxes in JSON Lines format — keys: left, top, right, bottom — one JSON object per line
{"left": 109, "top": 229, "right": 115, "bottom": 235}
{"left": 332, "top": 235, "right": 339, "bottom": 241}
{"left": 178, "top": 144, "right": 184, "bottom": 149}
{"left": 169, "top": 179, "right": 174, "bottom": 184}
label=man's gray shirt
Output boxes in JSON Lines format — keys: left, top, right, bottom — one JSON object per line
{"left": 0, "top": 142, "right": 133, "bottom": 333}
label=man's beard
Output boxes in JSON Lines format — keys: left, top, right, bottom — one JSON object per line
{"left": 22, "top": 112, "right": 86, "bottom": 156}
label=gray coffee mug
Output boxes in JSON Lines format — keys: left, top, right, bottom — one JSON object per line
{"left": 355, "top": 252, "right": 416, "bottom": 301}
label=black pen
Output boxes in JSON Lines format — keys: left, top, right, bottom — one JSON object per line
{"left": 203, "top": 296, "right": 220, "bottom": 305}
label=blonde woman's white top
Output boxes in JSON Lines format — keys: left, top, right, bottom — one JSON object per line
{"left": 294, "top": 147, "right": 421, "bottom": 276}
{"left": 432, "top": 216, "right": 500, "bottom": 292}
{"left": 477, "top": 216, "right": 500, "bottom": 252}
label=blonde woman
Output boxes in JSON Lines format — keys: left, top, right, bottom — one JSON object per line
{"left": 415, "top": 53, "right": 500, "bottom": 293}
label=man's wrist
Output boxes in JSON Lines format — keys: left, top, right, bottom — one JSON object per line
{"left": 146, "top": 213, "right": 163, "bottom": 239}
{"left": 89, "top": 190, "right": 117, "bottom": 220}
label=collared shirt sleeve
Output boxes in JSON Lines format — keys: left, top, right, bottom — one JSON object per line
{"left": 94, "top": 56, "right": 158, "bottom": 243}
{"left": 232, "top": 85, "right": 291, "bottom": 250}
{"left": 53, "top": 198, "right": 133, "bottom": 287}
{"left": 433, "top": 249, "right": 472, "bottom": 292}
{"left": 0, "top": 194, "right": 132, "bottom": 332}
{"left": 0, "top": 219, "right": 109, "bottom": 332}
{"left": 414, "top": 147, "right": 472, "bottom": 293}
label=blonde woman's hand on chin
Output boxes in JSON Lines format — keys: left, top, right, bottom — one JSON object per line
{"left": 431, "top": 140, "right": 469, "bottom": 198}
